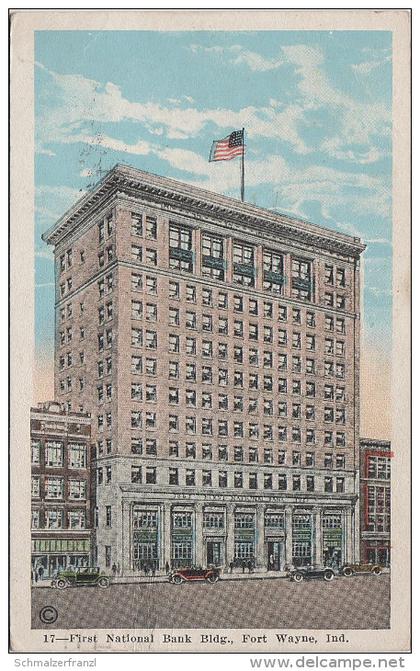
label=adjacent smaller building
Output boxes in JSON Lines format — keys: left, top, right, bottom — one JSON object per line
{"left": 360, "top": 438, "right": 391, "bottom": 566}
{"left": 31, "top": 401, "right": 93, "bottom": 580}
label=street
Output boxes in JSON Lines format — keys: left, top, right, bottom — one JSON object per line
{"left": 32, "top": 573, "right": 390, "bottom": 630}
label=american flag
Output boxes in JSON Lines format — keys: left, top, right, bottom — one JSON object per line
{"left": 209, "top": 129, "right": 245, "bottom": 162}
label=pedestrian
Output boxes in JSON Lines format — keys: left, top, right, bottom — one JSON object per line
{"left": 229, "top": 560, "right": 234, "bottom": 574}
{"left": 37, "top": 566, "right": 44, "bottom": 581}
{"left": 165, "top": 561, "right": 170, "bottom": 574}
{"left": 112, "top": 563, "right": 117, "bottom": 578}
{"left": 268, "top": 554, "right": 275, "bottom": 571}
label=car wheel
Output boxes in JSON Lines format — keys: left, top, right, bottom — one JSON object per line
{"left": 97, "top": 576, "right": 110, "bottom": 588}
{"left": 206, "top": 574, "right": 219, "bottom": 584}
{"left": 343, "top": 567, "right": 353, "bottom": 577}
{"left": 323, "top": 570, "right": 334, "bottom": 582}
{"left": 56, "top": 578, "right": 68, "bottom": 589}
{"left": 292, "top": 572, "right": 304, "bottom": 583}
{"left": 172, "top": 574, "right": 183, "bottom": 584}
{"left": 372, "top": 566, "right": 382, "bottom": 576}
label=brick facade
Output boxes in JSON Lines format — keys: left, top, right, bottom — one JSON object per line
{"left": 43, "top": 164, "right": 365, "bottom": 575}
{"left": 31, "top": 401, "right": 93, "bottom": 580}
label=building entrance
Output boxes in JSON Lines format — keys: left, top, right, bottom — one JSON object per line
{"left": 206, "top": 541, "right": 222, "bottom": 566}
{"left": 267, "top": 541, "right": 284, "bottom": 571}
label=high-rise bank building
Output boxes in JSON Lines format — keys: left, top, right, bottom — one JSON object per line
{"left": 42, "top": 164, "right": 365, "bottom": 576}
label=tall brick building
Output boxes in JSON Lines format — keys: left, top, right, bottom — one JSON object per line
{"left": 360, "top": 438, "right": 391, "bottom": 566}
{"left": 31, "top": 401, "right": 93, "bottom": 579}
{"left": 42, "top": 164, "right": 365, "bottom": 576}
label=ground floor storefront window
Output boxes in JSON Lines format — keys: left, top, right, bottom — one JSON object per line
{"left": 365, "top": 543, "right": 390, "bottom": 566}
{"left": 322, "top": 514, "right": 343, "bottom": 569}
{"left": 132, "top": 508, "right": 159, "bottom": 571}
{"left": 171, "top": 510, "right": 194, "bottom": 568}
{"left": 31, "top": 553, "right": 89, "bottom": 580}
{"left": 292, "top": 514, "right": 312, "bottom": 566}
{"left": 172, "top": 539, "right": 193, "bottom": 567}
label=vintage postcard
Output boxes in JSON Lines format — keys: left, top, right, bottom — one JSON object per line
{"left": 9, "top": 9, "right": 411, "bottom": 654}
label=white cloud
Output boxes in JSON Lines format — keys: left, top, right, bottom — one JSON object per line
{"left": 35, "top": 63, "right": 310, "bottom": 155}
{"left": 351, "top": 48, "right": 391, "bottom": 75}
{"left": 36, "top": 50, "right": 390, "bottom": 168}
{"left": 190, "top": 44, "right": 285, "bottom": 72}
{"left": 273, "top": 163, "right": 391, "bottom": 219}
{"left": 281, "top": 44, "right": 391, "bottom": 155}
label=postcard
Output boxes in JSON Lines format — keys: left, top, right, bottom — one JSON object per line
{"left": 9, "top": 8, "right": 411, "bottom": 654}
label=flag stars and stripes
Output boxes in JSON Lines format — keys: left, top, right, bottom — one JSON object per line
{"left": 209, "top": 129, "right": 245, "bottom": 162}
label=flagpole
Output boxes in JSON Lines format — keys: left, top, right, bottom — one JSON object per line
{"left": 240, "top": 127, "right": 245, "bottom": 202}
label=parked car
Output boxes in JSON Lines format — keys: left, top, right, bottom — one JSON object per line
{"left": 287, "top": 565, "right": 336, "bottom": 583}
{"left": 169, "top": 566, "right": 220, "bottom": 584}
{"left": 341, "top": 563, "right": 384, "bottom": 577}
{"left": 52, "top": 567, "right": 110, "bottom": 589}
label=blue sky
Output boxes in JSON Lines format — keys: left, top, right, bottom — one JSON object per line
{"left": 35, "top": 30, "right": 392, "bottom": 362}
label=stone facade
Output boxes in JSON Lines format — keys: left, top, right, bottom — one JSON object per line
{"left": 43, "top": 164, "right": 365, "bottom": 576}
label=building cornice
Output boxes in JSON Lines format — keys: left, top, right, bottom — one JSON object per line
{"left": 360, "top": 439, "right": 392, "bottom": 449}
{"left": 42, "top": 164, "right": 366, "bottom": 259}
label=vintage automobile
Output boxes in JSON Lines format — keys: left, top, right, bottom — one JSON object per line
{"left": 169, "top": 566, "right": 220, "bottom": 584}
{"left": 340, "top": 563, "right": 384, "bottom": 577}
{"left": 51, "top": 567, "right": 111, "bottom": 589}
{"left": 287, "top": 565, "right": 336, "bottom": 583}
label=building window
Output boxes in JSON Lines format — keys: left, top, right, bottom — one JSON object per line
{"left": 69, "top": 479, "right": 87, "bottom": 500}
{"left": 202, "top": 233, "right": 225, "bottom": 280}
{"left": 31, "top": 440, "right": 40, "bottom": 465}
{"left": 202, "top": 392, "right": 212, "bottom": 409}
{"left": 31, "top": 476, "right": 40, "bottom": 498}
{"left": 203, "top": 512, "right": 224, "bottom": 529}
{"left": 324, "top": 477, "right": 333, "bottom": 493}
{"left": 45, "top": 442, "right": 64, "bottom": 468}
{"left": 145, "top": 467, "right": 156, "bottom": 484}
{"left": 169, "top": 223, "right": 193, "bottom": 272}
{"left": 202, "top": 444, "right": 212, "bottom": 460}
{"left": 306, "top": 476, "right": 315, "bottom": 492}
{"left": 186, "top": 469, "right": 196, "bottom": 486}
{"left": 336, "top": 477, "right": 345, "bottom": 493}
{"left": 169, "top": 441, "right": 179, "bottom": 457}
{"left": 169, "top": 307, "right": 179, "bottom": 326}
{"left": 31, "top": 509, "right": 40, "bottom": 529}
{"left": 105, "top": 506, "right": 112, "bottom": 528}
{"left": 169, "top": 280, "right": 180, "bottom": 299}
{"left": 145, "top": 215, "right": 157, "bottom": 239}
{"left": 292, "top": 258, "right": 313, "bottom": 301}
{"left": 68, "top": 443, "right": 87, "bottom": 469}
{"left": 105, "top": 546, "right": 112, "bottom": 568}
{"left": 263, "top": 250, "right": 284, "bottom": 294}
{"left": 203, "top": 470, "right": 212, "bottom": 487}
{"left": 131, "top": 438, "right": 143, "bottom": 455}
{"left": 233, "top": 242, "right": 255, "bottom": 286}
{"left": 169, "top": 468, "right": 179, "bottom": 485}
{"left": 202, "top": 288, "right": 212, "bottom": 306}
{"left": 45, "top": 509, "right": 63, "bottom": 529}
{"left": 219, "top": 471, "right": 228, "bottom": 488}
